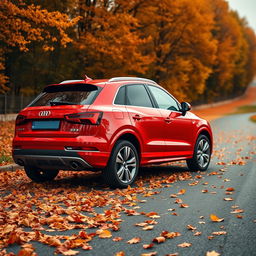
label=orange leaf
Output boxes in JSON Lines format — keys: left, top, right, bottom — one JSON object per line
{"left": 230, "top": 209, "right": 244, "bottom": 214}
{"left": 223, "top": 198, "right": 233, "bottom": 201}
{"left": 97, "top": 229, "right": 112, "bottom": 238}
{"left": 187, "top": 225, "right": 196, "bottom": 230}
{"left": 212, "top": 231, "right": 227, "bottom": 235}
{"left": 206, "top": 251, "right": 220, "bottom": 256}
{"left": 142, "top": 225, "right": 154, "bottom": 231}
{"left": 161, "top": 231, "right": 181, "bottom": 239}
{"left": 177, "top": 242, "right": 192, "bottom": 248}
{"left": 152, "top": 236, "right": 166, "bottom": 243}
{"left": 143, "top": 243, "right": 154, "bottom": 249}
{"left": 177, "top": 189, "right": 186, "bottom": 195}
{"left": 115, "top": 252, "right": 125, "bottom": 256}
{"left": 141, "top": 252, "right": 157, "bottom": 256}
{"left": 127, "top": 237, "right": 141, "bottom": 244}
{"left": 210, "top": 214, "right": 224, "bottom": 222}
{"left": 180, "top": 204, "right": 189, "bottom": 208}
{"left": 113, "top": 237, "right": 123, "bottom": 242}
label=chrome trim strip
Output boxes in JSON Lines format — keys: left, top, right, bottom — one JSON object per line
{"left": 109, "top": 77, "right": 157, "bottom": 84}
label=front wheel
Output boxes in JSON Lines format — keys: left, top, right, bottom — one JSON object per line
{"left": 186, "top": 135, "right": 211, "bottom": 171}
{"left": 24, "top": 166, "right": 59, "bottom": 182}
{"left": 103, "top": 140, "right": 139, "bottom": 188}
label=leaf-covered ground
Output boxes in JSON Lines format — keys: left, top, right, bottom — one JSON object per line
{"left": 0, "top": 113, "right": 255, "bottom": 256}
{"left": 0, "top": 121, "right": 14, "bottom": 166}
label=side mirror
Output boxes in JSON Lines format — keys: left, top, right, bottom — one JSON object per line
{"left": 180, "top": 102, "right": 191, "bottom": 116}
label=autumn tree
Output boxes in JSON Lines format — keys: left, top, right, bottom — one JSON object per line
{"left": 75, "top": 0, "right": 151, "bottom": 78}
{"left": 0, "top": 0, "right": 79, "bottom": 93}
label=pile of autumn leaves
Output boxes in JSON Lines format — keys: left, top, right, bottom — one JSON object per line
{"left": 0, "top": 168, "right": 232, "bottom": 256}
{"left": 0, "top": 121, "right": 14, "bottom": 165}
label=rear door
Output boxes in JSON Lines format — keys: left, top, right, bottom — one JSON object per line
{"left": 147, "top": 84, "right": 193, "bottom": 157}
{"left": 125, "top": 84, "right": 166, "bottom": 155}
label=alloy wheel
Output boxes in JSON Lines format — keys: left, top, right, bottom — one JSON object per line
{"left": 115, "top": 146, "right": 137, "bottom": 183}
{"left": 196, "top": 138, "right": 210, "bottom": 168}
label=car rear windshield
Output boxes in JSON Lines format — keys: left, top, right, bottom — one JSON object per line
{"left": 29, "top": 84, "right": 101, "bottom": 107}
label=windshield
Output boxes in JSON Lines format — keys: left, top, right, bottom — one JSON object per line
{"left": 29, "top": 84, "right": 100, "bottom": 107}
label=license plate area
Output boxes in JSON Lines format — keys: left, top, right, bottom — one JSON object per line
{"left": 32, "top": 120, "right": 60, "bottom": 130}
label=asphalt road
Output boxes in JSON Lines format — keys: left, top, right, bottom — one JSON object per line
{"left": 4, "top": 112, "right": 256, "bottom": 256}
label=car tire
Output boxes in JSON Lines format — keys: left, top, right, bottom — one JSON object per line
{"left": 24, "top": 166, "right": 59, "bottom": 182}
{"left": 186, "top": 135, "right": 211, "bottom": 172}
{"left": 103, "top": 140, "right": 139, "bottom": 188}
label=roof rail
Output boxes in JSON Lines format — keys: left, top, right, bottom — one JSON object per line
{"left": 108, "top": 77, "right": 157, "bottom": 84}
{"left": 59, "top": 80, "right": 84, "bottom": 84}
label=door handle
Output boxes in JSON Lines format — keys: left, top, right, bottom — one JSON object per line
{"left": 133, "top": 114, "right": 141, "bottom": 121}
{"left": 165, "top": 117, "right": 172, "bottom": 123}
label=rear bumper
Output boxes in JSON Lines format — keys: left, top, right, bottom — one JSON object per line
{"left": 13, "top": 149, "right": 93, "bottom": 171}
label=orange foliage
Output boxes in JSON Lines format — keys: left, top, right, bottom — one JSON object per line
{"left": 0, "top": 0, "right": 79, "bottom": 92}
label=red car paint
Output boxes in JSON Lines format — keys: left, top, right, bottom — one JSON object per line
{"left": 12, "top": 77, "right": 212, "bottom": 185}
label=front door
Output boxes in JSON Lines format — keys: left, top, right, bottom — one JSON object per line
{"left": 147, "top": 85, "right": 193, "bottom": 158}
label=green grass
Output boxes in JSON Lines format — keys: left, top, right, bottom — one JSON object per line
{"left": 0, "top": 154, "right": 12, "bottom": 164}
{"left": 250, "top": 114, "right": 256, "bottom": 123}
{"left": 231, "top": 105, "right": 256, "bottom": 114}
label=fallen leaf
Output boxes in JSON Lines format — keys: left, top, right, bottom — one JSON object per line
{"left": 177, "top": 242, "right": 192, "bottom": 248}
{"left": 226, "top": 187, "right": 235, "bottom": 192}
{"left": 223, "top": 198, "right": 233, "bottom": 201}
{"left": 153, "top": 236, "right": 166, "bottom": 243}
{"left": 161, "top": 231, "right": 181, "bottom": 239}
{"left": 82, "top": 244, "right": 92, "bottom": 250}
{"left": 230, "top": 209, "right": 244, "bottom": 214}
{"left": 206, "top": 250, "right": 220, "bottom": 256}
{"left": 143, "top": 243, "right": 154, "bottom": 249}
{"left": 175, "top": 198, "right": 183, "bottom": 204}
{"left": 56, "top": 247, "right": 79, "bottom": 255}
{"left": 113, "top": 237, "right": 123, "bottom": 242}
{"left": 177, "top": 189, "right": 186, "bottom": 195}
{"left": 212, "top": 231, "right": 227, "bottom": 235}
{"left": 180, "top": 204, "right": 189, "bottom": 208}
{"left": 141, "top": 252, "right": 157, "bottom": 256}
{"left": 115, "top": 252, "right": 125, "bottom": 256}
{"left": 210, "top": 214, "right": 224, "bottom": 222}
{"left": 127, "top": 237, "right": 141, "bottom": 244}
{"left": 187, "top": 225, "right": 196, "bottom": 231}
{"left": 142, "top": 225, "right": 154, "bottom": 231}
{"left": 97, "top": 229, "right": 112, "bottom": 238}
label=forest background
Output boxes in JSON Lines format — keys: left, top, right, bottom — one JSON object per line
{"left": 1, "top": 0, "right": 256, "bottom": 110}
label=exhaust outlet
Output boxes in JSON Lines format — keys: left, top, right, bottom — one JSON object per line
{"left": 70, "top": 161, "right": 80, "bottom": 170}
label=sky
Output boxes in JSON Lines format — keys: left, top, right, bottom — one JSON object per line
{"left": 226, "top": 0, "right": 256, "bottom": 31}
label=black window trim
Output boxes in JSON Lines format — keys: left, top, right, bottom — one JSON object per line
{"left": 113, "top": 83, "right": 157, "bottom": 109}
{"left": 145, "top": 84, "right": 181, "bottom": 112}
{"left": 27, "top": 84, "right": 102, "bottom": 107}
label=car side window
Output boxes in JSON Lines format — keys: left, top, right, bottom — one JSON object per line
{"left": 114, "top": 86, "right": 125, "bottom": 105}
{"left": 148, "top": 85, "right": 180, "bottom": 111}
{"left": 126, "top": 84, "right": 153, "bottom": 108}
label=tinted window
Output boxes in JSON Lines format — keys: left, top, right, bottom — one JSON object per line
{"left": 148, "top": 85, "right": 180, "bottom": 111}
{"left": 30, "top": 84, "right": 100, "bottom": 106}
{"left": 114, "top": 86, "right": 125, "bottom": 105}
{"left": 126, "top": 84, "right": 153, "bottom": 108}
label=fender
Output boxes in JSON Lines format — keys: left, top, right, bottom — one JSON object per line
{"left": 108, "top": 125, "right": 143, "bottom": 154}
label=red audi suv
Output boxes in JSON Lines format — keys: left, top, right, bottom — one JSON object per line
{"left": 13, "top": 77, "right": 212, "bottom": 188}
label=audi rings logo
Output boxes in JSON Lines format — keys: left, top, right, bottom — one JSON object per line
{"left": 39, "top": 111, "right": 51, "bottom": 117}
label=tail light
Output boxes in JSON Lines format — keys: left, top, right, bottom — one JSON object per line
{"left": 16, "top": 114, "right": 27, "bottom": 125}
{"left": 64, "top": 112, "right": 103, "bottom": 125}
